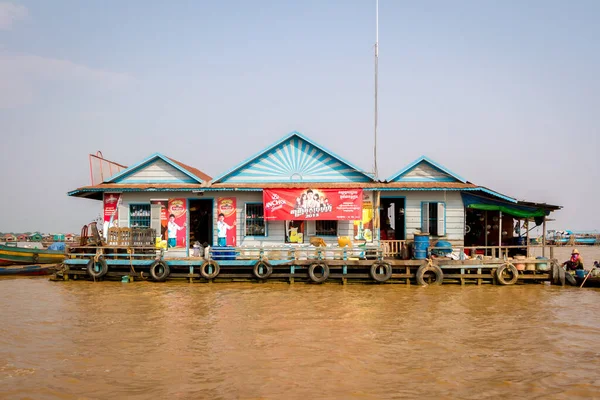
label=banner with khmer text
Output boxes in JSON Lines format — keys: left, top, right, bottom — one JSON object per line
{"left": 263, "top": 188, "right": 363, "bottom": 220}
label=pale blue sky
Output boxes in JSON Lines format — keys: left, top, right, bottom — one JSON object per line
{"left": 0, "top": 0, "right": 598, "bottom": 233}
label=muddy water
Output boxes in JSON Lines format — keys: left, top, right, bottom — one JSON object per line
{"left": 1, "top": 279, "right": 600, "bottom": 399}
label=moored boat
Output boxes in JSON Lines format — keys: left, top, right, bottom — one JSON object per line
{"left": 0, "top": 264, "right": 58, "bottom": 276}
{"left": 0, "top": 244, "right": 66, "bottom": 266}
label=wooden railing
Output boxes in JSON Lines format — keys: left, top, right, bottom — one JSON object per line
{"left": 380, "top": 240, "right": 407, "bottom": 258}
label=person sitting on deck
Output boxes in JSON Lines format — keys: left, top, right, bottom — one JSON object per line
{"left": 563, "top": 249, "right": 584, "bottom": 271}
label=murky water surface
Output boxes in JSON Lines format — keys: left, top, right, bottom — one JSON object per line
{"left": 1, "top": 278, "right": 600, "bottom": 399}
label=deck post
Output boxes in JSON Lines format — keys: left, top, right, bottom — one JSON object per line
{"left": 498, "top": 211, "right": 503, "bottom": 259}
{"left": 526, "top": 219, "right": 530, "bottom": 258}
{"left": 460, "top": 268, "right": 465, "bottom": 285}
{"left": 477, "top": 268, "right": 482, "bottom": 285}
{"left": 484, "top": 210, "right": 489, "bottom": 257}
{"left": 406, "top": 266, "right": 410, "bottom": 286}
{"left": 542, "top": 217, "right": 547, "bottom": 258}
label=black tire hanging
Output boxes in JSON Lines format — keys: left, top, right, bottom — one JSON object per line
{"left": 150, "top": 260, "right": 170, "bottom": 282}
{"left": 370, "top": 261, "right": 392, "bottom": 282}
{"left": 551, "top": 261, "right": 560, "bottom": 285}
{"left": 87, "top": 256, "right": 108, "bottom": 279}
{"left": 495, "top": 263, "right": 519, "bottom": 285}
{"left": 253, "top": 260, "right": 273, "bottom": 280}
{"left": 200, "top": 260, "right": 220, "bottom": 280}
{"left": 415, "top": 263, "right": 443, "bottom": 286}
{"left": 308, "top": 262, "right": 329, "bottom": 283}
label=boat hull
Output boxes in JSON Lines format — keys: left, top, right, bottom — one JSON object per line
{"left": 0, "top": 244, "right": 66, "bottom": 266}
{"left": 0, "top": 264, "right": 57, "bottom": 276}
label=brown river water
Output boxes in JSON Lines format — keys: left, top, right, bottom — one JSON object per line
{"left": 1, "top": 278, "right": 600, "bottom": 400}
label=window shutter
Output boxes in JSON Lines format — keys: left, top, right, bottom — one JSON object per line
{"left": 118, "top": 205, "right": 129, "bottom": 228}
{"left": 151, "top": 204, "right": 162, "bottom": 238}
{"left": 421, "top": 202, "right": 430, "bottom": 233}
{"left": 437, "top": 203, "right": 446, "bottom": 236}
{"left": 306, "top": 220, "right": 316, "bottom": 236}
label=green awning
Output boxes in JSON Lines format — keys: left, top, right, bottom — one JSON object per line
{"left": 462, "top": 193, "right": 549, "bottom": 219}
{"left": 466, "top": 203, "right": 547, "bottom": 218}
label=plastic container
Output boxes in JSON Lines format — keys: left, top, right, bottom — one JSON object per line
{"left": 514, "top": 255, "right": 526, "bottom": 271}
{"left": 431, "top": 240, "right": 452, "bottom": 257}
{"left": 414, "top": 233, "right": 430, "bottom": 260}
{"left": 211, "top": 246, "right": 236, "bottom": 260}
{"left": 536, "top": 257, "right": 549, "bottom": 271}
{"left": 576, "top": 269, "right": 586, "bottom": 279}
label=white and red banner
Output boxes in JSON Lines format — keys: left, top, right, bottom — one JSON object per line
{"left": 168, "top": 198, "right": 187, "bottom": 248}
{"left": 103, "top": 193, "right": 121, "bottom": 229}
{"left": 217, "top": 197, "right": 237, "bottom": 246}
{"left": 263, "top": 188, "right": 363, "bottom": 220}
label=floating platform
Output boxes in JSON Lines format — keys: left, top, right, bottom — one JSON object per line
{"left": 50, "top": 245, "right": 568, "bottom": 286}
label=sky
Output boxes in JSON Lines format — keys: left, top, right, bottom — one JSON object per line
{"left": 0, "top": 0, "right": 598, "bottom": 233}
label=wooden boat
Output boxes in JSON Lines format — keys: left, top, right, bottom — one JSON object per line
{"left": 0, "top": 243, "right": 66, "bottom": 266}
{"left": 0, "top": 264, "right": 58, "bottom": 276}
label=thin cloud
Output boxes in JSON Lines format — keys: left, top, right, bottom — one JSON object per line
{"left": 0, "top": 53, "right": 133, "bottom": 108}
{"left": 0, "top": 2, "right": 27, "bottom": 30}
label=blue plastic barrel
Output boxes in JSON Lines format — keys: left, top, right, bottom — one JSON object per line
{"left": 576, "top": 269, "right": 586, "bottom": 279}
{"left": 414, "top": 233, "right": 430, "bottom": 260}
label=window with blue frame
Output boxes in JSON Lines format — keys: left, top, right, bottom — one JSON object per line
{"left": 421, "top": 202, "right": 446, "bottom": 236}
{"left": 245, "top": 203, "right": 266, "bottom": 236}
{"left": 130, "top": 204, "right": 151, "bottom": 228}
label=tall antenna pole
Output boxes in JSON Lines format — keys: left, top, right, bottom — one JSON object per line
{"left": 373, "top": 0, "right": 379, "bottom": 180}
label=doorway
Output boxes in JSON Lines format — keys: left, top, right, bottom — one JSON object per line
{"left": 380, "top": 197, "right": 405, "bottom": 240}
{"left": 189, "top": 199, "right": 213, "bottom": 246}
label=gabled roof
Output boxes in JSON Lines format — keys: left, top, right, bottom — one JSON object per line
{"left": 212, "top": 131, "right": 375, "bottom": 184}
{"left": 386, "top": 156, "right": 467, "bottom": 183}
{"left": 106, "top": 153, "right": 211, "bottom": 184}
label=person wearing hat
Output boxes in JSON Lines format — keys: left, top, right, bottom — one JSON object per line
{"left": 563, "top": 249, "right": 584, "bottom": 271}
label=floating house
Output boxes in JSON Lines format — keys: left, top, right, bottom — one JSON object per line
{"left": 68, "top": 131, "right": 560, "bottom": 257}
{"left": 65, "top": 233, "right": 76, "bottom": 243}
{"left": 2, "top": 233, "right": 17, "bottom": 242}
{"left": 29, "top": 233, "right": 43, "bottom": 242}
{"left": 17, "top": 234, "right": 29, "bottom": 242}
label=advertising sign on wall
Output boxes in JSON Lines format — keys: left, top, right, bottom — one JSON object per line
{"left": 217, "top": 197, "right": 237, "bottom": 246}
{"left": 263, "top": 188, "right": 363, "bottom": 220}
{"left": 103, "top": 193, "right": 121, "bottom": 238}
{"left": 353, "top": 191, "right": 374, "bottom": 242}
{"left": 167, "top": 198, "right": 187, "bottom": 248}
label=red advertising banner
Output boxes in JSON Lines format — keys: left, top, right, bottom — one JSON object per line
{"left": 151, "top": 200, "right": 169, "bottom": 240}
{"left": 217, "top": 197, "right": 237, "bottom": 246}
{"left": 103, "top": 193, "right": 121, "bottom": 235}
{"left": 167, "top": 198, "right": 187, "bottom": 248}
{"left": 263, "top": 189, "right": 363, "bottom": 220}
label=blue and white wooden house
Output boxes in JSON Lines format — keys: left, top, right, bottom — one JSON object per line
{"left": 209, "top": 131, "right": 377, "bottom": 247}
{"left": 68, "top": 131, "right": 559, "bottom": 255}
{"left": 379, "top": 156, "right": 514, "bottom": 244}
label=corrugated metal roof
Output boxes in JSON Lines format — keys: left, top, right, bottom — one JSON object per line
{"left": 167, "top": 157, "right": 212, "bottom": 182}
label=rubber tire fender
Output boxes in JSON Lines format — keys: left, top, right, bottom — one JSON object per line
{"left": 87, "top": 256, "right": 108, "bottom": 279}
{"left": 253, "top": 260, "right": 273, "bottom": 280}
{"left": 495, "top": 263, "right": 519, "bottom": 285}
{"left": 200, "top": 260, "right": 220, "bottom": 279}
{"left": 370, "top": 261, "right": 392, "bottom": 282}
{"left": 150, "top": 260, "right": 170, "bottom": 282}
{"left": 557, "top": 265, "right": 566, "bottom": 286}
{"left": 416, "top": 263, "right": 443, "bottom": 286}
{"left": 308, "top": 262, "right": 329, "bottom": 283}
{"left": 565, "top": 270, "right": 576, "bottom": 286}
{"left": 551, "top": 260, "right": 560, "bottom": 285}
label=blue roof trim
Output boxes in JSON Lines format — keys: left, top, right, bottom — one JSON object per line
{"left": 212, "top": 131, "right": 375, "bottom": 183}
{"left": 106, "top": 153, "right": 206, "bottom": 184}
{"left": 386, "top": 156, "right": 467, "bottom": 183}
